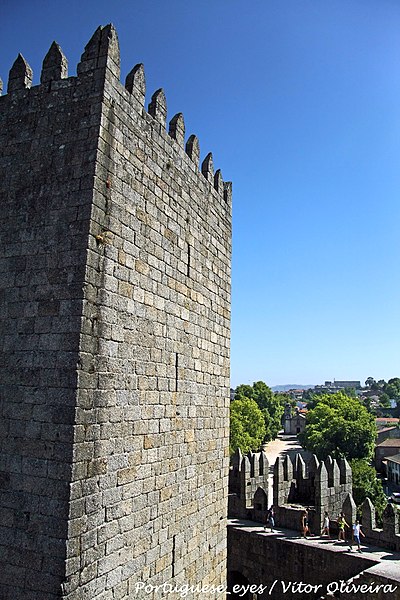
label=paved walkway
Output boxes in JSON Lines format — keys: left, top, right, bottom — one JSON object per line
{"left": 261, "top": 433, "right": 311, "bottom": 500}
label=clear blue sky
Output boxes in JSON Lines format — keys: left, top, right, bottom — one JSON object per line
{"left": 1, "top": 0, "right": 400, "bottom": 388}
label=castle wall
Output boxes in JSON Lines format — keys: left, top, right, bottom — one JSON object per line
{"left": 0, "top": 49, "right": 102, "bottom": 599}
{"left": 227, "top": 525, "right": 398, "bottom": 600}
{"left": 228, "top": 451, "right": 270, "bottom": 520}
{"left": 0, "top": 24, "right": 231, "bottom": 600}
{"left": 362, "top": 498, "right": 400, "bottom": 552}
{"left": 64, "top": 25, "right": 231, "bottom": 600}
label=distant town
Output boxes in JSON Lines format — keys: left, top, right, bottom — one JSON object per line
{"left": 230, "top": 377, "right": 400, "bottom": 497}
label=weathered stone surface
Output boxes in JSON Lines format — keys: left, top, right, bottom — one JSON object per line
{"left": 0, "top": 23, "right": 231, "bottom": 600}
{"left": 41, "top": 41, "right": 68, "bottom": 84}
{"left": 7, "top": 53, "right": 33, "bottom": 92}
{"left": 125, "top": 63, "right": 145, "bottom": 106}
{"left": 169, "top": 112, "right": 185, "bottom": 147}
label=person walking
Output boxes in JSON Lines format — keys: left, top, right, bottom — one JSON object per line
{"left": 264, "top": 505, "right": 275, "bottom": 532}
{"left": 301, "top": 510, "right": 309, "bottom": 538}
{"left": 349, "top": 520, "right": 365, "bottom": 552}
{"left": 321, "top": 512, "right": 330, "bottom": 538}
{"left": 337, "top": 512, "right": 349, "bottom": 542}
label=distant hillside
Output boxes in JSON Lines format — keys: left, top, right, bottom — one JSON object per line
{"left": 271, "top": 384, "right": 315, "bottom": 392}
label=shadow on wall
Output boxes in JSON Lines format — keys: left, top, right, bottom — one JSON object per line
{"left": 227, "top": 571, "right": 252, "bottom": 599}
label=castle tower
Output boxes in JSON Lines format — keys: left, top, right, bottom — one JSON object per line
{"left": 0, "top": 25, "right": 232, "bottom": 599}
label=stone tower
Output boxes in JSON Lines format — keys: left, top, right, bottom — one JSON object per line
{"left": 0, "top": 25, "right": 232, "bottom": 599}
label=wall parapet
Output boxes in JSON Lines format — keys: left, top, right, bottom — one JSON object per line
{"left": 230, "top": 451, "right": 359, "bottom": 534}
{"left": 362, "top": 498, "right": 400, "bottom": 551}
{"left": 1, "top": 24, "right": 231, "bottom": 209}
{"left": 228, "top": 449, "right": 270, "bottom": 520}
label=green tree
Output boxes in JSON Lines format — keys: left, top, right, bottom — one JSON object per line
{"left": 302, "top": 388, "right": 314, "bottom": 401}
{"left": 385, "top": 378, "right": 400, "bottom": 400}
{"left": 229, "top": 397, "right": 266, "bottom": 454}
{"left": 234, "top": 381, "right": 284, "bottom": 442}
{"left": 264, "top": 395, "right": 284, "bottom": 441}
{"left": 350, "top": 459, "right": 387, "bottom": 525}
{"left": 299, "top": 392, "right": 376, "bottom": 461}
{"left": 379, "top": 393, "right": 391, "bottom": 409}
{"left": 385, "top": 385, "right": 398, "bottom": 400}
{"left": 365, "top": 377, "right": 376, "bottom": 388}
{"left": 234, "top": 384, "right": 254, "bottom": 401}
{"left": 388, "top": 377, "right": 400, "bottom": 390}
{"left": 251, "top": 380, "right": 273, "bottom": 407}
{"left": 274, "top": 392, "right": 292, "bottom": 405}
{"left": 361, "top": 395, "right": 372, "bottom": 412}
{"left": 252, "top": 381, "right": 284, "bottom": 440}
{"left": 303, "top": 389, "right": 325, "bottom": 409}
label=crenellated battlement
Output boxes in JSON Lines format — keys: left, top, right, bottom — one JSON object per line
{"left": 0, "top": 23, "right": 232, "bottom": 600}
{"left": 231, "top": 448, "right": 400, "bottom": 557}
{"left": 228, "top": 449, "right": 270, "bottom": 520}
{"left": 229, "top": 448, "right": 400, "bottom": 554}
{"left": 273, "top": 452, "right": 354, "bottom": 531}
{"left": 361, "top": 497, "right": 400, "bottom": 551}
{"left": 1, "top": 24, "right": 231, "bottom": 206}
{"left": 77, "top": 23, "right": 120, "bottom": 79}
{"left": 41, "top": 42, "right": 68, "bottom": 84}
{"left": 229, "top": 451, "right": 357, "bottom": 534}
{"left": 7, "top": 53, "right": 33, "bottom": 92}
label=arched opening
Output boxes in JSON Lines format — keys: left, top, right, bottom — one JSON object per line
{"left": 227, "top": 571, "right": 252, "bottom": 599}
{"left": 253, "top": 487, "right": 268, "bottom": 523}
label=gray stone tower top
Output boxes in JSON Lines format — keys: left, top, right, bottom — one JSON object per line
{"left": 0, "top": 24, "right": 231, "bottom": 600}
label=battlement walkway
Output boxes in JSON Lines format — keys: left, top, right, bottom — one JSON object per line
{"left": 228, "top": 519, "right": 400, "bottom": 596}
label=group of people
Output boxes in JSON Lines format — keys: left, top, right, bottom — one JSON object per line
{"left": 320, "top": 510, "right": 365, "bottom": 553}
{"left": 264, "top": 507, "right": 365, "bottom": 552}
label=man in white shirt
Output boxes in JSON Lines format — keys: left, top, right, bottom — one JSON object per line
{"left": 349, "top": 520, "right": 365, "bottom": 553}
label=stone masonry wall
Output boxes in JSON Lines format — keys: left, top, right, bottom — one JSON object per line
{"left": 0, "top": 24, "right": 231, "bottom": 600}
{"left": 63, "top": 25, "right": 231, "bottom": 600}
{"left": 0, "top": 43, "right": 104, "bottom": 599}
{"left": 228, "top": 525, "right": 384, "bottom": 600}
